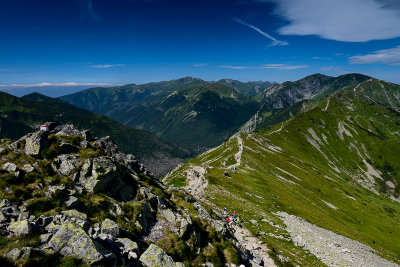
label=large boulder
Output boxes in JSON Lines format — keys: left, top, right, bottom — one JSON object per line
{"left": 79, "top": 156, "right": 118, "bottom": 193}
{"left": 52, "top": 154, "right": 80, "bottom": 176}
{"left": 25, "top": 130, "right": 49, "bottom": 156}
{"left": 139, "top": 244, "right": 181, "bottom": 267}
{"left": 7, "top": 219, "right": 31, "bottom": 235}
{"left": 48, "top": 222, "right": 105, "bottom": 264}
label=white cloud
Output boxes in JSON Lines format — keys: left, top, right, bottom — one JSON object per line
{"left": 258, "top": 64, "right": 309, "bottom": 70}
{"left": 0, "top": 82, "right": 120, "bottom": 88}
{"left": 349, "top": 45, "right": 400, "bottom": 65}
{"left": 269, "top": 0, "right": 400, "bottom": 42}
{"left": 192, "top": 63, "right": 208, "bottom": 67}
{"left": 89, "top": 64, "right": 126, "bottom": 68}
{"left": 232, "top": 17, "right": 289, "bottom": 46}
{"left": 312, "top": 57, "right": 332, "bottom": 60}
{"left": 218, "top": 65, "right": 249, "bottom": 69}
{"left": 218, "top": 64, "right": 308, "bottom": 70}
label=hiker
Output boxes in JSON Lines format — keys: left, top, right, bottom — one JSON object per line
{"left": 226, "top": 216, "right": 231, "bottom": 225}
{"left": 233, "top": 211, "right": 237, "bottom": 218}
{"left": 223, "top": 207, "right": 227, "bottom": 215}
{"left": 236, "top": 216, "right": 240, "bottom": 226}
{"left": 188, "top": 188, "right": 192, "bottom": 195}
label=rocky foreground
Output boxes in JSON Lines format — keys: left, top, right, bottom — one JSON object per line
{"left": 0, "top": 124, "right": 260, "bottom": 266}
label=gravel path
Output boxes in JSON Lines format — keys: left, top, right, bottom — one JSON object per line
{"left": 277, "top": 211, "right": 398, "bottom": 267}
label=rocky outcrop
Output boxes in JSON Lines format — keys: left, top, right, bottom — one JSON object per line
{"left": 25, "top": 130, "right": 49, "bottom": 155}
{"left": 0, "top": 126, "right": 246, "bottom": 266}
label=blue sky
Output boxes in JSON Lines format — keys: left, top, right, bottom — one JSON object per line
{"left": 1, "top": 0, "right": 400, "bottom": 89}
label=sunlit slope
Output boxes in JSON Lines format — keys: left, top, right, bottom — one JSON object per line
{"left": 165, "top": 79, "right": 400, "bottom": 265}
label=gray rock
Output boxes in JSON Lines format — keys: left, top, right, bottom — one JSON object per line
{"left": 55, "top": 124, "right": 81, "bottom": 136}
{"left": 65, "top": 196, "right": 79, "bottom": 208}
{"left": 48, "top": 221, "right": 104, "bottom": 264}
{"left": 25, "top": 130, "right": 49, "bottom": 156}
{"left": 17, "top": 211, "right": 30, "bottom": 221}
{"left": 80, "top": 140, "right": 90, "bottom": 148}
{"left": 7, "top": 219, "right": 31, "bottom": 235}
{"left": 61, "top": 209, "right": 87, "bottom": 221}
{"left": 100, "top": 218, "right": 119, "bottom": 240}
{"left": 79, "top": 156, "right": 118, "bottom": 193}
{"left": 81, "top": 130, "right": 92, "bottom": 141}
{"left": 4, "top": 187, "right": 12, "bottom": 194}
{"left": 23, "top": 164, "right": 35, "bottom": 173}
{"left": 137, "top": 201, "right": 154, "bottom": 233}
{"left": 40, "top": 233, "right": 53, "bottom": 243}
{"left": 0, "top": 211, "right": 8, "bottom": 223}
{"left": 139, "top": 244, "right": 178, "bottom": 267}
{"left": 6, "top": 247, "right": 32, "bottom": 262}
{"left": 115, "top": 238, "right": 139, "bottom": 255}
{"left": 2, "top": 162, "right": 17, "bottom": 172}
{"left": 0, "top": 199, "right": 11, "bottom": 208}
{"left": 52, "top": 154, "right": 80, "bottom": 176}
{"left": 92, "top": 136, "right": 118, "bottom": 155}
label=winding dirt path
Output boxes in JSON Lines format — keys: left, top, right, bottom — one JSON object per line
{"left": 227, "top": 136, "right": 243, "bottom": 170}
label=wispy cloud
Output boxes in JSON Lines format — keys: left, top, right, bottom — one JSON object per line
{"left": 218, "top": 65, "right": 249, "bottom": 69}
{"left": 349, "top": 45, "right": 400, "bottom": 65}
{"left": 258, "top": 64, "right": 309, "bottom": 70}
{"left": 232, "top": 17, "right": 288, "bottom": 46}
{"left": 269, "top": 0, "right": 400, "bottom": 42}
{"left": 312, "top": 57, "right": 332, "bottom": 60}
{"left": 89, "top": 64, "right": 126, "bottom": 68}
{"left": 218, "top": 64, "right": 308, "bottom": 70}
{"left": 0, "top": 82, "right": 120, "bottom": 88}
{"left": 192, "top": 63, "right": 208, "bottom": 67}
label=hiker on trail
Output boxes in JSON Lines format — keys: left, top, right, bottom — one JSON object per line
{"left": 226, "top": 216, "right": 232, "bottom": 225}
{"left": 236, "top": 216, "right": 240, "bottom": 226}
{"left": 223, "top": 207, "right": 227, "bottom": 215}
{"left": 233, "top": 211, "right": 237, "bottom": 218}
{"left": 188, "top": 188, "right": 192, "bottom": 195}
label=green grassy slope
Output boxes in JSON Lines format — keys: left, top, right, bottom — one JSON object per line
{"left": 62, "top": 80, "right": 260, "bottom": 153}
{"left": 165, "top": 79, "right": 400, "bottom": 265}
{"left": 0, "top": 92, "right": 189, "bottom": 176}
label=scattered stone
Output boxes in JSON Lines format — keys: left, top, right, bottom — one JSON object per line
{"left": 22, "top": 164, "right": 35, "bottom": 173}
{"left": 4, "top": 187, "right": 13, "bottom": 194}
{"left": 2, "top": 162, "right": 17, "bottom": 172}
